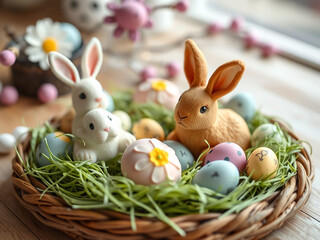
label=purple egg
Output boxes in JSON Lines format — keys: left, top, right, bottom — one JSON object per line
{"left": 204, "top": 142, "right": 246, "bottom": 172}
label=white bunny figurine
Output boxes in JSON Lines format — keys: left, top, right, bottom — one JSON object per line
{"left": 48, "top": 37, "right": 109, "bottom": 134}
{"left": 74, "top": 108, "right": 136, "bottom": 162}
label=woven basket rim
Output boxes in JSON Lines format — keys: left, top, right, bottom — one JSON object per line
{"left": 11, "top": 116, "right": 315, "bottom": 240}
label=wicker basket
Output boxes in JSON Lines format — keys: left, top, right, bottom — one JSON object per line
{"left": 11, "top": 117, "right": 314, "bottom": 240}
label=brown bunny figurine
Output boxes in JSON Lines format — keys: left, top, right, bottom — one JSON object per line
{"left": 167, "top": 39, "right": 250, "bottom": 158}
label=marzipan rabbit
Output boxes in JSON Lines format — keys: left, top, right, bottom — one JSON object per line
{"left": 167, "top": 39, "right": 250, "bottom": 158}
{"left": 48, "top": 37, "right": 108, "bottom": 134}
{"left": 74, "top": 108, "right": 136, "bottom": 162}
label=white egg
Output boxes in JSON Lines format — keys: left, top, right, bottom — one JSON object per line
{"left": 12, "top": 126, "right": 29, "bottom": 143}
{"left": 0, "top": 133, "right": 16, "bottom": 153}
{"left": 251, "top": 123, "right": 282, "bottom": 147}
{"left": 112, "top": 110, "right": 132, "bottom": 131}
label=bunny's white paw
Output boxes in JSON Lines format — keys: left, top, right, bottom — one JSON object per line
{"left": 74, "top": 150, "right": 97, "bottom": 163}
{"left": 119, "top": 132, "right": 136, "bottom": 152}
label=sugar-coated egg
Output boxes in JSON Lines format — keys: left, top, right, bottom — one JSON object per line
{"left": 251, "top": 123, "right": 282, "bottom": 147}
{"left": 0, "top": 86, "right": 18, "bottom": 105}
{"left": 60, "top": 23, "right": 82, "bottom": 52}
{"left": 163, "top": 140, "right": 194, "bottom": 171}
{"left": 204, "top": 142, "right": 246, "bottom": 172}
{"left": 121, "top": 138, "right": 181, "bottom": 185}
{"left": 132, "top": 118, "right": 165, "bottom": 141}
{"left": 112, "top": 110, "right": 132, "bottom": 131}
{"left": 246, "top": 147, "right": 278, "bottom": 180}
{"left": 104, "top": 90, "right": 115, "bottom": 112}
{"left": 60, "top": 109, "right": 75, "bottom": 134}
{"left": 36, "top": 132, "right": 72, "bottom": 167}
{"left": 193, "top": 160, "right": 239, "bottom": 194}
{"left": 0, "top": 133, "right": 16, "bottom": 153}
{"left": 133, "top": 78, "right": 180, "bottom": 110}
{"left": 224, "top": 92, "right": 257, "bottom": 122}
{"left": 12, "top": 126, "right": 29, "bottom": 143}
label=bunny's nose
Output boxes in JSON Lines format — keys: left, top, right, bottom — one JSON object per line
{"left": 95, "top": 97, "right": 103, "bottom": 103}
{"left": 104, "top": 127, "right": 110, "bottom": 132}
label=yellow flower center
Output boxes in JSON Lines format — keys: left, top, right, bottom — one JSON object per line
{"left": 151, "top": 80, "right": 167, "bottom": 91}
{"left": 42, "top": 38, "right": 58, "bottom": 53}
{"left": 149, "top": 148, "right": 169, "bottom": 166}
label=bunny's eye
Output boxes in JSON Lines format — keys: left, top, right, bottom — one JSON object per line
{"left": 89, "top": 123, "right": 94, "bottom": 130}
{"left": 200, "top": 106, "right": 208, "bottom": 114}
{"left": 79, "top": 93, "right": 86, "bottom": 99}
{"left": 107, "top": 116, "right": 112, "bottom": 121}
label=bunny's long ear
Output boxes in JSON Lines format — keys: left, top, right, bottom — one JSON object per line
{"left": 81, "top": 37, "right": 103, "bottom": 79}
{"left": 206, "top": 60, "right": 245, "bottom": 101}
{"left": 49, "top": 52, "right": 80, "bottom": 86}
{"left": 184, "top": 39, "right": 208, "bottom": 88}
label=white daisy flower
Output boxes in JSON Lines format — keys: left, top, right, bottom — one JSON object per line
{"left": 24, "top": 18, "right": 73, "bottom": 70}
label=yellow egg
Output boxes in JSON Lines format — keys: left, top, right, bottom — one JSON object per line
{"left": 132, "top": 118, "right": 165, "bottom": 141}
{"left": 246, "top": 147, "right": 278, "bottom": 180}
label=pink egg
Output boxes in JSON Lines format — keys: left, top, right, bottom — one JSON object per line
{"left": 37, "top": 83, "right": 58, "bottom": 103}
{"left": 230, "top": 17, "right": 244, "bottom": 32}
{"left": 207, "top": 22, "right": 223, "bottom": 35}
{"left": 204, "top": 142, "right": 246, "bottom": 172}
{"left": 140, "top": 66, "right": 157, "bottom": 81}
{"left": 166, "top": 61, "right": 181, "bottom": 78}
{"left": 0, "top": 86, "right": 18, "bottom": 105}
{"left": 121, "top": 138, "right": 181, "bottom": 185}
{"left": 174, "top": 0, "right": 189, "bottom": 12}
{"left": 0, "top": 50, "right": 16, "bottom": 66}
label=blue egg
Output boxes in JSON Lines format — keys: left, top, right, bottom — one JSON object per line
{"left": 36, "top": 132, "right": 72, "bottom": 167}
{"left": 224, "top": 92, "right": 257, "bottom": 122}
{"left": 163, "top": 140, "right": 194, "bottom": 171}
{"left": 192, "top": 160, "right": 239, "bottom": 194}
{"left": 60, "top": 23, "right": 82, "bottom": 52}
{"left": 104, "top": 90, "right": 115, "bottom": 112}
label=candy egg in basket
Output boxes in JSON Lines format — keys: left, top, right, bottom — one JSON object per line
{"left": 12, "top": 38, "right": 313, "bottom": 240}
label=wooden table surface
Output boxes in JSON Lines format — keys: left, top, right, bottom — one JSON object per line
{"left": 0, "top": 1, "right": 319, "bottom": 239}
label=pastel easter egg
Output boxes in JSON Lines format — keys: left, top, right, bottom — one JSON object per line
{"left": 104, "top": 90, "right": 115, "bottom": 112}
{"left": 121, "top": 138, "right": 181, "bottom": 185}
{"left": 204, "top": 142, "right": 246, "bottom": 172}
{"left": 224, "top": 92, "right": 257, "bottom": 122}
{"left": 193, "top": 160, "right": 239, "bottom": 195}
{"left": 60, "top": 23, "right": 82, "bottom": 52}
{"left": 12, "top": 126, "right": 29, "bottom": 143}
{"left": 133, "top": 78, "right": 180, "bottom": 110}
{"left": 132, "top": 118, "right": 165, "bottom": 141}
{"left": 0, "top": 133, "right": 16, "bottom": 153}
{"left": 163, "top": 140, "right": 194, "bottom": 171}
{"left": 246, "top": 147, "right": 278, "bottom": 180}
{"left": 251, "top": 123, "right": 282, "bottom": 147}
{"left": 112, "top": 110, "right": 132, "bottom": 131}
{"left": 36, "top": 132, "right": 72, "bottom": 167}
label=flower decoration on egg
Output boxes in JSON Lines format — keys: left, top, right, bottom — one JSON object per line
{"left": 104, "top": 0, "right": 153, "bottom": 41}
{"left": 24, "top": 18, "right": 73, "bottom": 70}
{"left": 121, "top": 138, "right": 181, "bottom": 185}
{"left": 133, "top": 78, "right": 180, "bottom": 110}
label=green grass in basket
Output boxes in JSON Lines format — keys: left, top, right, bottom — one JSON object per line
{"left": 17, "top": 104, "right": 303, "bottom": 236}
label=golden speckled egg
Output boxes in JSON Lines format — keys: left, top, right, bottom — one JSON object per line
{"left": 60, "top": 109, "right": 75, "bottom": 133}
{"left": 246, "top": 147, "right": 278, "bottom": 180}
{"left": 132, "top": 118, "right": 165, "bottom": 141}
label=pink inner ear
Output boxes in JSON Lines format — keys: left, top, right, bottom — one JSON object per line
{"left": 212, "top": 69, "right": 238, "bottom": 93}
{"left": 87, "top": 45, "right": 99, "bottom": 76}
{"left": 54, "top": 58, "right": 77, "bottom": 82}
